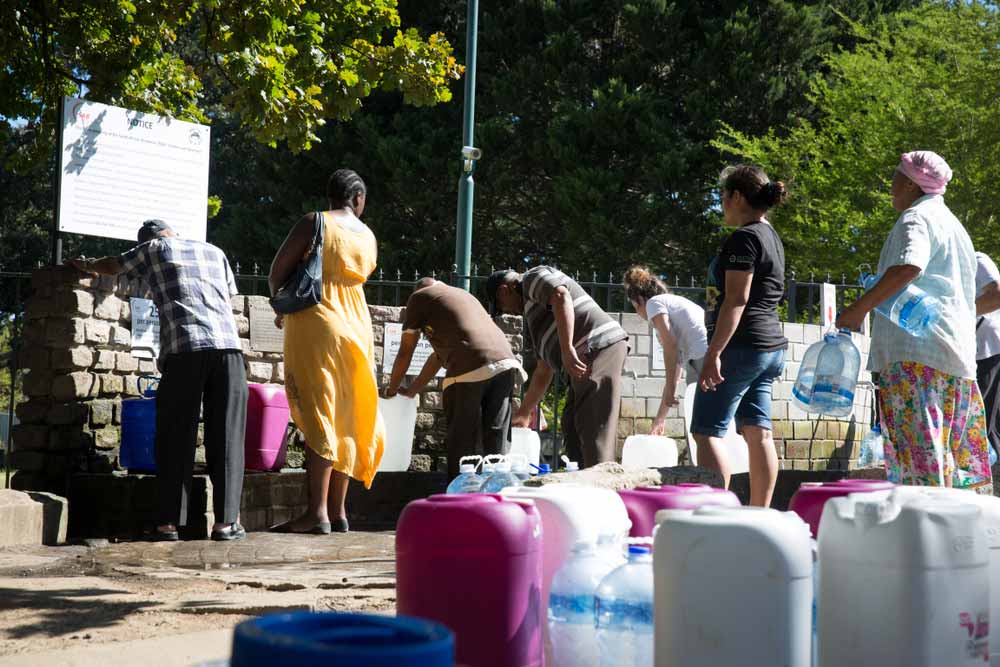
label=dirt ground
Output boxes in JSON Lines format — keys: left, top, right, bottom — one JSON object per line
{"left": 0, "top": 532, "right": 397, "bottom": 663}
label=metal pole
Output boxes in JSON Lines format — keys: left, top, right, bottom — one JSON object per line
{"left": 454, "top": 0, "right": 479, "bottom": 291}
{"left": 50, "top": 96, "right": 66, "bottom": 265}
{"left": 5, "top": 319, "right": 19, "bottom": 489}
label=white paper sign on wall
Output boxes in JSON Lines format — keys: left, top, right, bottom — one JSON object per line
{"left": 821, "top": 282, "right": 837, "bottom": 329}
{"left": 130, "top": 298, "right": 160, "bottom": 359}
{"left": 58, "top": 97, "right": 211, "bottom": 242}
{"left": 382, "top": 323, "right": 445, "bottom": 377}
{"left": 651, "top": 334, "right": 665, "bottom": 371}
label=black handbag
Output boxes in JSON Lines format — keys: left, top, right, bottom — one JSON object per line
{"left": 269, "top": 211, "right": 324, "bottom": 314}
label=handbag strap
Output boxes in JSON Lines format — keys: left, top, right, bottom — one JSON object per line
{"left": 312, "top": 210, "right": 324, "bottom": 248}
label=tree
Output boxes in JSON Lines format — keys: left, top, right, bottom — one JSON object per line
{"left": 714, "top": 2, "right": 1000, "bottom": 279}
{"left": 208, "top": 0, "right": 924, "bottom": 281}
{"left": 0, "top": 0, "right": 462, "bottom": 167}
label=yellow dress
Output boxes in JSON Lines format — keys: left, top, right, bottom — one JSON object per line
{"left": 283, "top": 215, "right": 385, "bottom": 488}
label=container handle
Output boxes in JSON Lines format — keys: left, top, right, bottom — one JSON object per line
{"left": 459, "top": 455, "right": 483, "bottom": 468}
{"left": 138, "top": 374, "right": 160, "bottom": 396}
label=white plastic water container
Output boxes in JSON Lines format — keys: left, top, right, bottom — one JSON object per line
{"left": 510, "top": 427, "right": 542, "bottom": 466}
{"left": 683, "top": 383, "right": 750, "bottom": 474}
{"left": 844, "top": 485, "right": 1000, "bottom": 666}
{"left": 818, "top": 493, "right": 989, "bottom": 666}
{"left": 445, "top": 455, "right": 484, "bottom": 494}
{"left": 548, "top": 541, "right": 618, "bottom": 667}
{"left": 621, "top": 435, "right": 678, "bottom": 469}
{"left": 501, "top": 484, "right": 632, "bottom": 663}
{"left": 479, "top": 460, "right": 522, "bottom": 493}
{"left": 654, "top": 506, "right": 813, "bottom": 667}
{"left": 376, "top": 395, "right": 417, "bottom": 472}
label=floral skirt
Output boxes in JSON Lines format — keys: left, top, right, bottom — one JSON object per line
{"left": 878, "top": 362, "right": 993, "bottom": 490}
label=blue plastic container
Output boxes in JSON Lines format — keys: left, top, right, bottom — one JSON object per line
{"left": 860, "top": 272, "right": 942, "bottom": 337}
{"left": 120, "top": 377, "right": 158, "bottom": 472}
{"left": 230, "top": 611, "right": 454, "bottom": 667}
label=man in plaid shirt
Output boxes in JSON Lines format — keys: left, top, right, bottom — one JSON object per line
{"left": 69, "top": 220, "right": 248, "bottom": 542}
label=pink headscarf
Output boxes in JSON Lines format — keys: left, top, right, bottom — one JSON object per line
{"left": 897, "top": 151, "right": 953, "bottom": 195}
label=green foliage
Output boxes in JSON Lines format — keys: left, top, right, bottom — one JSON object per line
{"left": 0, "top": 0, "right": 462, "bottom": 169}
{"left": 210, "top": 0, "right": 923, "bottom": 279}
{"left": 714, "top": 2, "right": 1000, "bottom": 278}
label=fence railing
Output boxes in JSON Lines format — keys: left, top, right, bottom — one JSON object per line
{"left": 0, "top": 271, "right": 30, "bottom": 486}
{"left": 236, "top": 265, "right": 865, "bottom": 325}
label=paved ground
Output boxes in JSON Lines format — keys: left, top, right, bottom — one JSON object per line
{"left": 0, "top": 532, "right": 396, "bottom": 665}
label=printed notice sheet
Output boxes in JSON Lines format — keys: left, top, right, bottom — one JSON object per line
{"left": 58, "top": 97, "right": 210, "bottom": 242}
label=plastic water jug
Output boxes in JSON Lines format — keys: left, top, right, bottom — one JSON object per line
{"left": 480, "top": 459, "right": 522, "bottom": 493}
{"left": 120, "top": 377, "right": 158, "bottom": 472}
{"left": 244, "top": 383, "right": 290, "bottom": 471}
{"left": 860, "top": 272, "right": 942, "bottom": 337}
{"left": 857, "top": 425, "right": 885, "bottom": 467}
{"left": 396, "top": 494, "right": 543, "bottom": 667}
{"left": 846, "top": 485, "right": 1000, "bottom": 667}
{"left": 809, "top": 330, "right": 861, "bottom": 417}
{"left": 229, "top": 611, "right": 454, "bottom": 667}
{"left": 654, "top": 506, "right": 812, "bottom": 667}
{"left": 621, "top": 435, "right": 678, "bottom": 469}
{"left": 792, "top": 338, "right": 824, "bottom": 412}
{"left": 818, "top": 493, "right": 988, "bottom": 666}
{"left": 446, "top": 456, "right": 484, "bottom": 494}
{"left": 377, "top": 395, "right": 417, "bottom": 472}
{"left": 548, "top": 541, "right": 618, "bottom": 667}
{"left": 501, "top": 484, "right": 632, "bottom": 664}
{"left": 596, "top": 545, "right": 654, "bottom": 667}
{"left": 510, "top": 427, "right": 542, "bottom": 467}
{"left": 788, "top": 479, "right": 894, "bottom": 538}
{"left": 618, "top": 484, "right": 741, "bottom": 537}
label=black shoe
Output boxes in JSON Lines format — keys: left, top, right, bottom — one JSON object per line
{"left": 331, "top": 518, "right": 349, "bottom": 533}
{"left": 146, "top": 529, "right": 179, "bottom": 542}
{"left": 211, "top": 522, "right": 247, "bottom": 541}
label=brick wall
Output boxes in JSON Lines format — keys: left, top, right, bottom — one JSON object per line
{"left": 12, "top": 266, "right": 870, "bottom": 496}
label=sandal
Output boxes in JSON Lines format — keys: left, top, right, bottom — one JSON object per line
{"left": 269, "top": 520, "right": 332, "bottom": 535}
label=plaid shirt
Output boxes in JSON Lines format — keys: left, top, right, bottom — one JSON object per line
{"left": 120, "top": 238, "right": 241, "bottom": 355}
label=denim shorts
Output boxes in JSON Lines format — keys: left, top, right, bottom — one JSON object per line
{"left": 691, "top": 346, "right": 785, "bottom": 437}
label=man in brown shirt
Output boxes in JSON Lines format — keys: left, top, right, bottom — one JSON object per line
{"left": 384, "top": 278, "right": 525, "bottom": 477}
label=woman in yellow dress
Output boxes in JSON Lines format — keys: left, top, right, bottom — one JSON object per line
{"left": 268, "top": 169, "right": 385, "bottom": 533}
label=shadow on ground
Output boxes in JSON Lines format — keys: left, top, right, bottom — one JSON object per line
{"left": 0, "top": 586, "right": 159, "bottom": 639}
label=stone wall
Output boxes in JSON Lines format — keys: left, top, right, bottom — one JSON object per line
{"left": 12, "top": 266, "right": 870, "bottom": 496}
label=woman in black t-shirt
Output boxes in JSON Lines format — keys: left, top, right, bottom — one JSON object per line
{"left": 692, "top": 164, "right": 789, "bottom": 507}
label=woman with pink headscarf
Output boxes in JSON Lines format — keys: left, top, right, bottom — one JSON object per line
{"left": 837, "top": 151, "right": 992, "bottom": 491}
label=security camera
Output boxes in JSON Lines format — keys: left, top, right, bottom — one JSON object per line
{"left": 461, "top": 146, "right": 482, "bottom": 160}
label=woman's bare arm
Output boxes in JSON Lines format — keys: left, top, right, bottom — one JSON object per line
{"left": 268, "top": 213, "right": 318, "bottom": 297}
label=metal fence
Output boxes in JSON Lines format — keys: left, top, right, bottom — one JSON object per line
{"left": 235, "top": 263, "right": 864, "bottom": 325}
{"left": 0, "top": 271, "right": 30, "bottom": 487}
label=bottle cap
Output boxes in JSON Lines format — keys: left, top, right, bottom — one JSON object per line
{"left": 530, "top": 463, "right": 551, "bottom": 475}
{"left": 872, "top": 424, "right": 881, "bottom": 434}
{"left": 565, "top": 461, "right": 580, "bottom": 472}
{"left": 459, "top": 464, "right": 476, "bottom": 474}
{"left": 628, "top": 545, "right": 651, "bottom": 555}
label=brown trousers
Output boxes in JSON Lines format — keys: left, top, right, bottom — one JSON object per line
{"left": 562, "top": 339, "right": 628, "bottom": 468}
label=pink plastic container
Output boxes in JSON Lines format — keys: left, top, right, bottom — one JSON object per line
{"left": 618, "top": 483, "right": 741, "bottom": 537}
{"left": 245, "top": 383, "right": 290, "bottom": 471}
{"left": 789, "top": 479, "right": 894, "bottom": 537}
{"left": 396, "top": 494, "right": 543, "bottom": 667}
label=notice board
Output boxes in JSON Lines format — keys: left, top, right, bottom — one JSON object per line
{"left": 382, "top": 323, "right": 445, "bottom": 377}
{"left": 58, "top": 97, "right": 211, "bottom": 242}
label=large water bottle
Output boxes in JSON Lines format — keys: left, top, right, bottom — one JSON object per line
{"left": 810, "top": 330, "right": 861, "bottom": 417}
{"left": 595, "top": 545, "right": 654, "bottom": 667}
{"left": 548, "top": 542, "right": 617, "bottom": 667}
{"left": 860, "top": 272, "right": 942, "bottom": 337}
{"left": 479, "top": 460, "right": 522, "bottom": 493}
{"left": 858, "top": 426, "right": 884, "bottom": 468}
{"left": 510, "top": 454, "right": 532, "bottom": 483}
{"left": 792, "top": 339, "right": 824, "bottom": 412}
{"left": 446, "top": 456, "right": 484, "bottom": 494}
